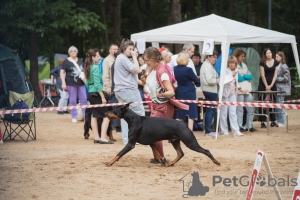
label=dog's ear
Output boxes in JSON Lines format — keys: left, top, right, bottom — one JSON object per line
{"left": 127, "top": 102, "right": 133, "bottom": 107}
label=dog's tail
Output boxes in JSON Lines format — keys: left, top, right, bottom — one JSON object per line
{"left": 184, "top": 115, "right": 189, "bottom": 128}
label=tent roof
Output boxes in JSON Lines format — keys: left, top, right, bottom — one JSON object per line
{"left": 131, "top": 14, "right": 296, "bottom": 44}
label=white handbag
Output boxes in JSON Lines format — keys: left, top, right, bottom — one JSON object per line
{"left": 68, "top": 57, "right": 86, "bottom": 83}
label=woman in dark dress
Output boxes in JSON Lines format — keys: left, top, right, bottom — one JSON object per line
{"left": 174, "top": 52, "right": 200, "bottom": 130}
{"left": 258, "top": 48, "right": 279, "bottom": 128}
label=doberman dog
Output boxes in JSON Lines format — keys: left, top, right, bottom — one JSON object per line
{"left": 105, "top": 103, "right": 221, "bottom": 167}
{"left": 84, "top": 108, "right": 116, "bottom": 141}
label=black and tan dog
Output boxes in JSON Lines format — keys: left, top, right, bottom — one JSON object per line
{"left": 105, "top": 103, "right": 220, "bottom": 167}
{"left": 84, "top": 108, "right": 116, "bottom": 141}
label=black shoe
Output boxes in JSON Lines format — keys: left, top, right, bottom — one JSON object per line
{"left": 94, "top": 140, "right": 114, "bottom": 144}
{"left": 57, "top": 111, "right": 64, "bottom": 115}
{"left": 116, "top": 126, "right": 121, "bottom": 132}
{"left": 63, "top": 110, "right": 70, "bottom": 114}
{"left": 239, "top": 128, "right": 247, "bottom": 132}
{"left": 261, "top": 122, "right": 267, "bottom": 128}
{"left": 249, "top": 128, "right": 258, "bottom": 132}
{"left": 271, "top": 121, "right": 279, "bottom": 127}
{"left": 150, "top": 159, "right": 160, "bottom": 164}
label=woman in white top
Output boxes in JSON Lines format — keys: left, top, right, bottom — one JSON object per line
{"left": 220, "top": 56, "right": 247, "bottom": 136}
{"left": 143, "top": 47, "right": 175, "bottom": 164}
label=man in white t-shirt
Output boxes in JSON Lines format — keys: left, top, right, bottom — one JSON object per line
{"left": 168, "top": 43, "right": 196, "bottom": 75}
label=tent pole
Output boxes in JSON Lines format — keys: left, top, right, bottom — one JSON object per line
{"left": 291, "top": 42, "right": 300, "bottom": 80}
{"left": 215, "top": 42, "right": 230, "bottom": 139}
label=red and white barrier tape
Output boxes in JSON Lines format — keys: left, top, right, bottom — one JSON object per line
{"left": 283, "top": 99, "right": 300, "bottom": 103}
{"left": 1, "top": 100, "right": 300, "bottom": 115}
{"left": 197, "top": 104, "right": 217, "bottom": 109}
{"left": 0, "top": 101, "right": 148, "bottom": 115}
{"left": 177, "top": 100, "right": 300, "bottom": 110}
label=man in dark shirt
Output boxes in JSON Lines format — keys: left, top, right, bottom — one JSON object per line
{"left": 192, "top": 52, "right": 202, "bottom": 87}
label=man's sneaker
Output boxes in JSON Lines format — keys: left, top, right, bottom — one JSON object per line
{"left": 150, "top": 159, "right": 160, "bottom": 164}
{"left": 278, "top": 123, "right": 285, "bottom": 127}
{"left": 271, "top": 121, "right": 279, "bottom": 127}
{"left": 57, "top": 111, "right": 64, "bottom": 115}
{"left": 240, "top": 128, "right": 247, "bottom": 132}
{"left": 261, "top": 122, "right": 267, "bottom": 128}
{"left": 233, "top": 131, "right": 243, "bottom": 136}
{"left": 72, "top": 118, "right": 77, "bottom": 123}
{"left": 223, "top": 132, "right": 229, "bottom": 135}
{"left": 249, "top": 128, "right": 258, "bottom": 132}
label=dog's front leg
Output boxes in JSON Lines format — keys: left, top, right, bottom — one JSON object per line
{"left": 105, "top": 143, "right": 135, "bottom": 166}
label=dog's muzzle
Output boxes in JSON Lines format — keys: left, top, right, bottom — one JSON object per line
{"left": 105, "top": 112, "right": 121, "bottom": 120}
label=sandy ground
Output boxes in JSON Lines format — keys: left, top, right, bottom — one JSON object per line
{"left": 0, "top": 109, "right": 299, "bottom": 200}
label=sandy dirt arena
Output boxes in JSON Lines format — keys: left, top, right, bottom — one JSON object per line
{"left": 0, "top": 109, "right": 299, "bottom": 200}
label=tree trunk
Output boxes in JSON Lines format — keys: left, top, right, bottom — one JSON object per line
{"left": 228, "top": 0, "right": 235, "bottom": 19}
{"left": 187, "top": 0, "right": 197, "bottom": 19}
{"left": 49, "top": 56, "right": 54, "bottom": 70}
{"left": 201, "top": 0, "right": 207, "bottom": 16}
{"left": 100, "top": 0, "right": 109, "bottom": 48}
{"left": 29, "top": 30, "right": 41, "bottom": 102}
{"left": 218, "top": 0, "right": 224, "bottom": 16}
{"left": 134, "top": 0, "right": 144, "bottom": 31}
{"left": 168, "top": 0, "right": 182, "bottom": 53}
{"left": 248, "top": 0, "right": 259, "bottom": 50}
{"left": 113, "top": 0, "right": 122, "bottom": 43}
{"left": 145, "top": 0, "right": 153, "bottom": 29}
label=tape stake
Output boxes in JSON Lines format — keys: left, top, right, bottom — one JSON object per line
{"left": 291, "top": 170, "right": 300, "bottom": 200}
{"left": 246, "top": 150, "right": 282, "bottom": 200}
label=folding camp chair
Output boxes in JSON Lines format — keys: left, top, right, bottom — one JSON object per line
{"left": 1, "top": 91, "right": 36, "bottom": 142}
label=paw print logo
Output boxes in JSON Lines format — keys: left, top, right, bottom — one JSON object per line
{"left": 256, "top": 176, "right": 266, "bottom": 186}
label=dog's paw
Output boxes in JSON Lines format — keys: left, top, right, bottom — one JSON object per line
{"left": 105, "top": 162, "right": 112, "bottom": 167}
{"left": 166, "top": 163, "right": 175, "bottom": 167}
{"left": 213, "top": 159, "right": 221, "bottom": 166}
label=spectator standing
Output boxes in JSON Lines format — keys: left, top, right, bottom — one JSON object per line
{"left": 275, "top": 51, "right": 291, "bottom": 127}
{"left": 84, "top": 49, "right": 113, "bottom": 144}
{"left": 168, "top": 43, "right": 197, "bottom": 75}
{"left": 138, "top": 55, "right": 148, "bottom": 72}
{"left": 233, "top": 49, "right": 256, "bottom": 132}
{"left": 61, "top": 46, "right": 87, "bottom": 123}
{"left": 220, "top": 56, "right": 245, "bottom": 136}
{"left": 174, "top": 52, "right": 200, "bottom": 130}
{"left": 114, "top": 39, "right": 145, "bottom": 144}
{"left": 102, "top": 44, "right": 120, "bottom": 130}
{"left": 200, "top": 51, "right": 219, "bottom": 136}
{"left": 258, "top": 48, "right": 279, "bottom": 128}
{"left": 102, "top": 44, "right": 118, "bottom": 96}
{"left": 191, "top": 52, "right": 202, "bottom": 87}
{"left": 50, "top": 57, "right": 69, "bottom": 115}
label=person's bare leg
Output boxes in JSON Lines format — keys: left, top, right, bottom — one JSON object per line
{"left": 91, "top": 113, "right": 100, "bottom": 140}
{"left": 188, "top": 118, "right": 194, "bottom": 130}
{"left": 100, "top": 117, "right": 110, "bottom": 141}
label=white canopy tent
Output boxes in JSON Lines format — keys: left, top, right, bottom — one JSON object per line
{"left": 131, "top": 14, "right": 300, "bottom": 139}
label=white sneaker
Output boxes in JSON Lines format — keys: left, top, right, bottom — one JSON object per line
{"left": 223, "top": 132, "right": 229, "bottom": 135}
{"left": 278, "top": 123, "right": 285, "bottom": 127}
{"left": 72, "top": 118, "right": 77, "bottom": 123}
{"left": 233, "top": 131, "right": 243, "bottom": 136}
{"left": 0, "top": 139, "right": 3, "bottom": 146}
